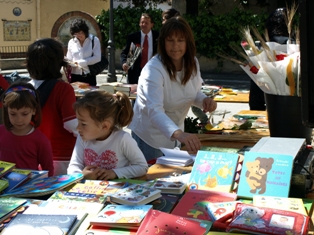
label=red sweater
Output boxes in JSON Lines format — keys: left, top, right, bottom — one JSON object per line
{"left": 0, "top": 125, "right": 54, "bottom": 176}
{"left": 0, "top": 75, "right": 9, "bottom": 108}
{"left": 38, "top": 81, "right": 77, "bottom": 161}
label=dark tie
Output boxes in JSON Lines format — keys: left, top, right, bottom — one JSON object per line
{"left": 141, "top": 34, "right": 148, "bottom": 68}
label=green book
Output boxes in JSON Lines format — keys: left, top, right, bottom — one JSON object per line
{"left": 302, "top": 198, "right": 314, "bottom": 217}
{"left": 201, "top": 146, "right": 240, "bottom": 153}
{"left": 0, "top": 161, "right": 15, "bottom": 178}
{"left": 0, "top": 180, "right": 9, "bottom": 192}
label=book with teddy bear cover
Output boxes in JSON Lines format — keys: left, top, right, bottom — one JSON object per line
{"left": 236, "top": 151, "right": 294, "bottom": 199}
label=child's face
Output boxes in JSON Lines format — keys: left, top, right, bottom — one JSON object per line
{"left": 8, "top": 107, "right": 35, "bottom": 134}
{"left": 76, "top": 108, "right": 109, "bottom": 141}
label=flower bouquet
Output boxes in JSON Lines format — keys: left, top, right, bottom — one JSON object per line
{"left": 121, "top": 43, "right": 142, "bottom": 81}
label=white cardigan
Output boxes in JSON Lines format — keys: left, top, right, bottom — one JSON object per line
{"left": 128, "top": 55, "right": 207, "bottom": 149}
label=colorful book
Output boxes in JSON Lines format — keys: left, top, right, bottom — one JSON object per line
{"left": 48, "top": 190, "right": 106, "bottom": 204}
{"left": 2, "top": 171, "right": 30, "bottom": 193}
{"left": 187, "top": 151, "right": 239, "bottom": 193}
{"left": 11, "top": 169, "right": 31, "bottom": 177}
{"left": 85, "top": 225, "right": 137, "bottom": 235}
{"left": 171, "top": 189, "right": 237, "bottom": 221}
{"left": 90, "top": 204, "right": 152, "bottom": 229}
{"left": 0, "top": 179, "right": 9, "bottom": 192}
{"left": 110, "top": 183, "right": 161, "bottom": 206}
{"left": 253, "top": 195, "right": 307, "bottom": 216}
{"left": 150, "top": 193, "right": 181, "bottom": 213}
{"left": 137, "top": 209, "right": 211, "bottom": 235}
{"left": 0, "top": 197, "right": 27, "bottom": 224}
{"left": 151, "top": 178, "right": 186, "bottom": 195}
{"left": 0, "top": 161, "right": 15, "bottom": 178}
{"left": 1, "top": 214, "right": 77, "bottom": 235}
{"left": 206, "top": 200, "right": 240, "bottom": 221}
{"left": 0, "top": 173, "right": 84, "bottom": 197}
{"left": 237, "top": 151, "right": 294, "bottom": 199}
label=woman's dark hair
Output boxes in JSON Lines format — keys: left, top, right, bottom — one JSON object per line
{"left": 26, "top": 38, "right": 66, "bottom": 80}
{"left": 162, "top": 8, "right": 181, "bottom": 22}
{"left": 266, "top": 8, "right": 289, "bottom": 40}
{"left": 2, "top": 81, "right": 42, "bottom": 130}
{"left": 70, "top": 18, "right": 90, "bottom": 38}
{"left": 158, "top": 16, "right": 197, "bottom": 85}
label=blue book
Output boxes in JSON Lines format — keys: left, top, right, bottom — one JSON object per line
{"left": 237, "top": 151, "right": 294, "bottom": 199}
{"left": 187, "top": 151, "right": 239, "bottom": 193}
{"left": 2, "top": 171, "right": 29, "bottom": 193}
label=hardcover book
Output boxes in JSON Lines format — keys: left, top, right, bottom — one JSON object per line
{"left": 150, "top": 193, "right": 181, "bottom": 213}
{"left": 110, "top": 183, "right": 161, "bottom": 206}
{"left": 151, "top": 178, "right": 186, "bottom": 195}
{"left": 48, "top": 190, "right": 106, "bottom": 204}
{"left": 90, "top": 204, "right": 152, "bottom": 229}
{"left": 206, "top": 200, "right": 240, "bottom": 221}
{"left": 0, "top": 173, "right": 84, "bottom": 197}
{"left": 171, "top": 189, "right": 237, "bottom": 221}
{"left": 0, "top": 161, "right": 15, "bottom": 178}
{"left": 137, "top": 209, "right": 211, "bottom": 235}
{"left": 187, "top": 151, "right": 239, "bottom": 193}
{"left": 1, "top": 214, "right": 77, "bottom": 235}
{"left": 0, "top": 197, "right": 27, "bottom": 224}
{"left": 85, "top": 225, "right": 137, "bottom": 235}
{"left": 0, "top": 179, "right": 9, "bottom": 192}
{"left": 253, "top": 195, "right": 307, "bottom": 216}
{"left": 237, "top": 152, "right": 294, "bottom": 199}
{"left": 2, "top": 171, "right": 30, "bottom": 193}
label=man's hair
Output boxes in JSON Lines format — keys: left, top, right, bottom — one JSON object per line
{"left": 141, "top": 13, "right": 154, "bottom": 24}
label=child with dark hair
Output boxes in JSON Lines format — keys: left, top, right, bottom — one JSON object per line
{"left": 27, "top": 38, "right": 77, "bottom": 176}
{"left": 0, "top": 82, "right": 54, "bottom": 175}
{"left": 68, "top": 91, "right": 148, "bottom": 180}
{"left": 66, "top": 18, "right": 101, "bottom": 86}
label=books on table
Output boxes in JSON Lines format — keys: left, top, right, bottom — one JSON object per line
{"left": 1, "top": 214, "right": 77, "bottom": 235}
{"left": 137, "top": 209, "right": 212, "bottom": 235}
{"left": 48, "top": 190, "right": 106, "bottom": 204}
{"left": 2, "top": 171, "right": 30, "bottom": 193}
{"left": 109, "top": 183, "right": 161, "bottom": 206}
{"left": 253, "top": 195, "right": 308, "bottom": 216}
{"left": 0, "top": 197, "right": 27, "bottom": 224}
{"left": 187, "top": 151, "right": 239, "bottom": 193}
{"left": 156, "top": 147, "right": 195, "bottom": 166}
{"left": 150, "top": 193, "right": 181, "bottom": 213}
{"left": 206, "top": 200, "right": 240, "bottom": 221}
{"left": 89, "top": 204, "right": 152, "bottom": 229}
{"left": 0, "top": 161, "right": 15, "bottom": 178}
{"left": 236, "top": 151, "right": 294, "bottom": 199}
{"left": 171, "top": 189, "right": 237, "bottom": 221}
{"left": 150, "top": 175, "right": 187, "bottom": 195}
{"left": 85, "top": 225, "right": 137, "bottom": 235}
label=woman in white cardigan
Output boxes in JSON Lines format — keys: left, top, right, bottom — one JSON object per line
{"left": 128, "top": 16, "right": 217, "bottom": 162}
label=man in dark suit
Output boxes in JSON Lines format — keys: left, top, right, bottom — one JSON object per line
{"left": 120, "top": 13, "right": 159, "bottom": 84}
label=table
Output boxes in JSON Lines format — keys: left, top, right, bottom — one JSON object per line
{"left": 214, "top": 92, "right": 249, "bottom": 103}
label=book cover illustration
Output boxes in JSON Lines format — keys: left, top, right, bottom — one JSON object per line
{"left": 187, "top": 151, "right": 239, "bottom": 192}
{"left": 253, "top": 195, "right": 307, "bottom": 216}
{"left": 2, "top": 172, "right": 30, "bottom": 193}
{"left": 237, "top": 152, "right": 294, "bottom": 199}
{"left": 90, "top": 204, "right": 152, "bottom": 228}
{"left": 48, "top": 190, "right": 106, "bottom": 204}
{"left": 0, "top": 173, "right": 83, "bottom": 197}
{"left": 137, "top": 209, "right": 211, "bottom": 235}
{"left": 206, "top": 201, "right": 240, "bottom": 221}
{"left": 226, "top": 203, "right": 309, "bottom": 235}
{"left": 86, "top": 225, "right": 137, "bottom": 235}
{"left": 11, "top": 169, "right": 31, "bottom": 177}
{"left": 171, "top": 189, "right": 237, "bottom": 221}
{"left": 150, "top": 194, "right": 181, "bottom": 213}
{"left": 0, "top": 161, "right": 15, "bottom": 178}
{"left": 110, "top": 184, "right": 161, "bottom": 206}
{"left": 0, "top": 180, "right": 9, "bottom": 192}
{"left": 151, "top": 179, "right": 186, "bottom": 195}
{"left": 1, "top": 214, "right": 77, "bottom": 235}
{"left": 0, "top": 197, "right": 27, "bottom": 223}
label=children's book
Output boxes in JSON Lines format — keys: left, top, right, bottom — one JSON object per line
{"left": 11, "top": 169, "right": 31, "bottom": 177}
{"left": 226, "top": 203, "right": 309, "bottom": 235}
{"left": 110, "top": 183, "right": 161, "bottom": 206}
{"left": 0, "top": 161, "right": 15, "bottom": 178}
{"left": 85, "top": 225, "right": 138, "bottom": 235}
{"left": 0, "top": 180, "right": 9, "bottom": 192}
{"left": 2, "top": 171, "right": 30, "bottom": 193}
{"left": 253, "top": 195, "right": 307, "bottom": 216}
{"left": 137, "top": 209, "right": 212, "bottom": 235}
{"left": 90, "top": 204, "right": 152, "bottom": 229}
{"left": 48, "top": 190, "right": 106, "bottom": 204}
{"left": 187, "top": 151, "right": 239, "bottom": 193}
{"left": 171, "top": 189, "right": 237, "bottom": 221}
{"left": 150, "top": 193, "right": 181, "bottom": 213}
{"left": 237, "top": 151, "right": 294, "bottom": 199}
{"left": 0, "top": 197, "right": 27, "bottom": 224}
{"left": 0, "top": 173, "right": 84, "bottom": 197}
{"left": 1, "top": 214, "right": 77, "bottom": 235}
{"left": 68, "top": 180, "right": 110, "bottom": 195}
{"left": 206, "top": 200, "right": 240, "bottom": 221}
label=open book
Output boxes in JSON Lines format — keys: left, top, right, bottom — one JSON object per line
{"left": 156, "top": 147, "right": 195, "bottom": 166}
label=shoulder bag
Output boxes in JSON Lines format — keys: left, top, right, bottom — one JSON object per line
{"left": 88, "top": 36, "right": 109, "bottom": 76}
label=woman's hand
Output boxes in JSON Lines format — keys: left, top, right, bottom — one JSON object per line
{"left": 203, "top": 97, "right": 217, "bottom": 113}
{"left": 172, "top": 130, "right": 201, "bottom": 154}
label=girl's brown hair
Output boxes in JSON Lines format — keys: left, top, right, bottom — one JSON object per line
{"left": 74, "top": 91, "right": 133, "bottom": 130}
{"left": 158, "top": 16, "right": 197, "bottom": 85}
{"left": 2, "top": 81, "right": 42, "bottom": 130}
